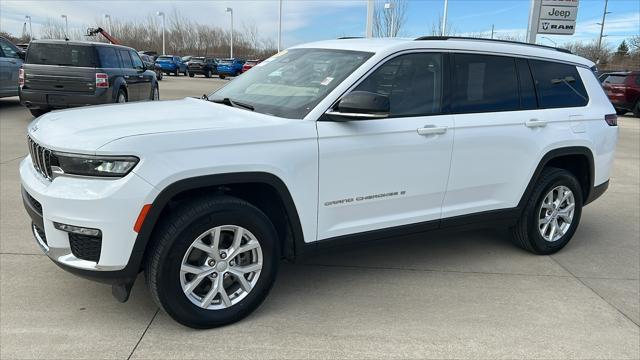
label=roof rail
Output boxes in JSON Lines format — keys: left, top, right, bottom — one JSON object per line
{"left": 414, "top": 36, "right": 572, "bottom": 54}
{"left": 337, "top": 36, "right": 364, "bottom": 40}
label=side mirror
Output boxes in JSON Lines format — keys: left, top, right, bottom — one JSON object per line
{"left": 325, "top": 91, "right": 390, "bottom": 121}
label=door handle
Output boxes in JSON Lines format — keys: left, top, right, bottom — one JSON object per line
{"left": 525, "top": 119, "right": 547, "bottom": 128}
{"left": 417, "top": 125, "right": 448, "bottom": 136}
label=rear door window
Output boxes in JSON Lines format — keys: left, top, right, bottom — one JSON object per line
{"left": 530, "top": 60, "right": 588, "bottom": 108}
{"left": 118, "top": 50, "right": 133, "bottom": 69}
{"left": 26, "top": 43, "right": 97, "bottom": 67}
{"left": 604, "top": 75, "right": 627, "bottom": 84}
{"left": 452, "top": 54, "right": 519, "bottom": 113}
{"left": 354, "top": 52, "right": 443, "bottom": 117}
{"left": 96, "top": 47, "right": 120, "bottom": 68}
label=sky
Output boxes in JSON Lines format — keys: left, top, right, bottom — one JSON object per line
{"left": 0, "top": 0, "right": 638, "bottom": 49}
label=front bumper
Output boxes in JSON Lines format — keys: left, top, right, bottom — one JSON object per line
{"left": 19, "top": 88, "right": 111, "bottom": 110}
{"left": 20, "top": 155, "right": 158, "bottom": 281}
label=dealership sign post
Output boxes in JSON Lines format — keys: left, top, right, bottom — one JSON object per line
{"left": 527, "top": 0, "right": 579, "bottom": 43}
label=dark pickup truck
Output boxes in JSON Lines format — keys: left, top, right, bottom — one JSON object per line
{"left": 19, "top": 40, "right": 159, "bottom": 117}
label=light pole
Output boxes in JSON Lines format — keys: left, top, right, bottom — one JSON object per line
{"left": 156, "top": 11, "right": 165, "bottom": 55}
{"left": 226, "top": 7, "right": 234, "bottom": 58}
{"left": 277, "top": 0, "right": 282, "bottom": 52}
{"left": 596, "top": 0, "right": 611, "bottom": 64}
{"left": 540, "top": 36, "right": 557, "bottom": 47}
{"left": 104, "top": 14, "right": 112, "bottom": 34}
{"left": 441, "top": 0, "right": 449, "bottom": 36}
{"left": 61, "top": 14, "right": 68, "bottom": 39}
{"left": 25, "top": 15, "right": 33, "bottom": 41}
{"left": 366, "top": 0, "right": 374, "bottom": 38}
{"left": 384, "top": 2, "right": 393, "bottom": 37}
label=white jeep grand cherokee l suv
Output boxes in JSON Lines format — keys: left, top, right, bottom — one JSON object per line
{"left": 21, "top": 37, "right": 618, "bottom": 328}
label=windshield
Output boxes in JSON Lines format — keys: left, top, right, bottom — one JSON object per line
{"left": 26, "top": 43, "right": 97, "bottom": 67}
{"left": 191, "top": 57, "right": 205, "bottom": 62}
{"left": 209, "top": 48, "right": 373, "bottom": 119}
{"left": 604, "top": 75, "right": 627, "bottom": 84}
{"left": 156, "top": 56, "right": 172, "bottom": 61}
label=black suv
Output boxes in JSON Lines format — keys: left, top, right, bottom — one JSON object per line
{"left": 20, "top": 40, "right": 159, "bottom": 117}
{"left": 187, "top": 57, "right": 218, "bottom": 78}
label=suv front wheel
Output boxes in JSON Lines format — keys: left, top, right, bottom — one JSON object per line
{"left": 145, "top": 196, "right": 280, "bottom": 329}
{"left": 511, "top": 167, "right": 583, "bottom": 255}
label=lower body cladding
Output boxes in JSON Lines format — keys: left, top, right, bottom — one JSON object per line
{"left": 19, "top": 156, "right": 158, "bottom": 300}
{"left": 19, "top": 88, "right": 111, "bottom": 110}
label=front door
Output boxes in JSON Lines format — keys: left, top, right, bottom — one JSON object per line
{"left": 317, "top": 52, "right": 454, "bottom": 240}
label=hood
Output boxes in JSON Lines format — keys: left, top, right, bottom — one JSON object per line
{"left": 28, "top": 98, "right": 289, "bottom": 153}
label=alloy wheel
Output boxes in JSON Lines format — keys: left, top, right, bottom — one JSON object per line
{"left": 538, "top": 185, "right": 575, "bottom": 242}
{"left": 180, "top": 225, "right": 263, "bottom": 310}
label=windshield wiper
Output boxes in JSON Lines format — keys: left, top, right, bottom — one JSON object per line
{"left": 210, "top": 97, "right": 254, "bottom": 111}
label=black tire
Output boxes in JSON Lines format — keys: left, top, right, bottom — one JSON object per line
{"left": 205, "top": 70, "right": 211, "bottom": 78}
{"left": 145, "top": 195, "right": 280, "bottom": 329}
{"left": 173, "top": 69, "right": 179, "bottom": 76}
{"left": 219, "top": 74, "right": 226, "bottom": 79}
{"left": 115, "top": 88, "right": 127, "bottom": 103}
{"left": 29, "top": 108, "right": 49, "bottom": 117}
{"left": 150, "top": 84, "right": 159, "bottom": 101}
{"left": 183, "top": 69, "right": 188, "bottom": 76}
{"left": 615, "top": 108, "right": 627, "bottom": 116}
{"left": 633, "top": 101, "right": 640, "bottom": 118}
{"left": 156, "top": 71, "right": 163, "bottom": 81}
{"left": 510, "top": 167, "right": 583, "bottom": 255}
{"left": 189, "top": 72, "right": 195, "bottom": 78}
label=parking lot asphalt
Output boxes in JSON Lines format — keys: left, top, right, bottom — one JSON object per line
{"left": 1, "top": 76, "right": 638, "bottom": 359}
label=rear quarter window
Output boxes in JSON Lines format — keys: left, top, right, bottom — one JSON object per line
{"left": 26, "top": 43, "right": 97, "bottom": 67}
{"left": 530, "top": 60, "right": 588, "bottom": 108}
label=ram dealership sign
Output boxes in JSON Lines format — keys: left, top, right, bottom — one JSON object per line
{"left": 537, "top": 0, "right": 579, "bottom": 35}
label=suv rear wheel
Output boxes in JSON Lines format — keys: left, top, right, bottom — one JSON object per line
{"left": 116, "top": 89, "right": 127, "bottom": 103}
{"left": 145, "top": 196, "right": 280, "bottom": 329}
{"left": 511, "top": 167, "right": 583, "bottom": 255}
{"left": 151, "top": 85, "right": 159, "bottom": 101}
{"left": 205, "top": 69, "right": 212, "bottom": 78}
{"left": 633, "top": 101, "right": 640, "bottom": 118}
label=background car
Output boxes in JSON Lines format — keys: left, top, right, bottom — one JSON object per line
{"left": 140, "top": 53, "right": 162, "bottom": 80}
{"left": 155, "top": 55, "right": 188, "bottom": 76}
{"left": 19, "top": 39, "right": 159, "bottom": 117}
{"left": 181, "top": 55, "right": 193, "bottom": 63}
{"left": 241, "top": 59, "right": 261, "bottom": 73}
{"left": 217, "top": 58, "right": 245, "bottom": 79}
{"left": 0, "top": 36, "right": 25, "bottom": 98}
{"left": 602, "top": 71, "right": 640, "bottom": 117}
{"left": 187, "top": 57, "right": 218, "bottom": 78}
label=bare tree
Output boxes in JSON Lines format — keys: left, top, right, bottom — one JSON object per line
{"left": 373, "top": 0, "right": 407, "bottom": 37}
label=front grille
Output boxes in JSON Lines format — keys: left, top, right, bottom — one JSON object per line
{"left": 25, "top": 191, "right": 42, "bottom": 214}
{"left": 34, "top": 224, "right": 47, "bottom": 245}
{"left": 69, "top": 233, "right": 102, "bottom": 262}
{"left": 27, "top": 136, "right": 54, "bottom": 180}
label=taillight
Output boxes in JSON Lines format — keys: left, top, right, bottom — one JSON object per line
{"left": 18, "top": 67, "right": 24, "bottom": 87}
{"left": 95, "top": 73, "right": 109, "bottom": 88}
{"left": 605, "top": 114, "right": 617, "bottom": 126}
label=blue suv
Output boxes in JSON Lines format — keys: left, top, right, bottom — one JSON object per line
{"left": 217, "top": 58, "right": 245, "bottom": 79}
{"left": 155, "top": 55, "right": 188, "bottom": 76}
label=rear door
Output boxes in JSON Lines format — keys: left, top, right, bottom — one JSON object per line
{"left": 0, "top": 38, "right": 22, "bottom": 96}
{"left": 317, "top": 52, "right": 454, "bottom": 240}
{"left": 117, "top": 49, "right": 140, "bottom": 100}
{"left": 442, "top": 53, "right": 539, "bottom": 219}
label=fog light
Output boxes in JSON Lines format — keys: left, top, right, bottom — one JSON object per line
{"left": 54, "top": 222, "right": 102, "bottom": 237}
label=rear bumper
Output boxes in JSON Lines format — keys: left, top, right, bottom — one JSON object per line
{"left": 158, "top": 64, "right": 178, "bottom": 71}
{"left": 19, "top": 88, "right": 110, "bottom": 109}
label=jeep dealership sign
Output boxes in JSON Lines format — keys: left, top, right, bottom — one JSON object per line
{"left": 537, "top": 0, "right": 579, "bottom": 35}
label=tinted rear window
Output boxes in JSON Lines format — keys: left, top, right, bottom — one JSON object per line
{"left": 452, "top": 53, "right": 520, "bottom": 113}
{"left": 604, "top": 75, "right": 627, "bottom": 84}
{"left": 26, "top": 43, "right": 97, "bottom": 67}
{"left": 97, "top": 47, "right": 120, "bottom": 68}
{"left": 156, "top": 56, "right": 172, "bottom": 61}
{"left": 530, "top": 60, "right": 588, "bottom": 108}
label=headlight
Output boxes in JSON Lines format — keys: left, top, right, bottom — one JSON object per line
{"left": 53, "top": 153, "right": 139, "bottom": 178}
